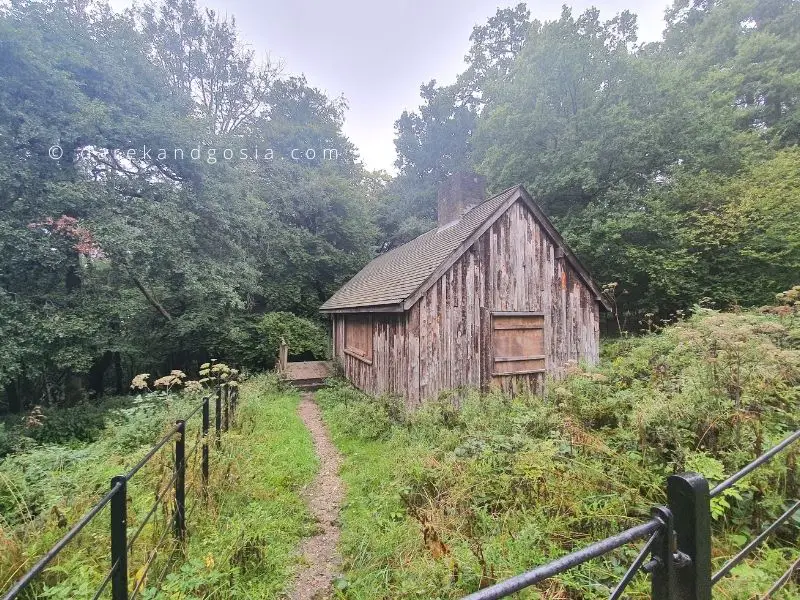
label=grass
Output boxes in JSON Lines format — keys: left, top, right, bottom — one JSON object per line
{"left": 318, "top": 307, "right": 800, "bottom": 599}
{"left": 0, "top": 373, "right": 317, "bottom": 599}
{"left": 149, "top": 374, "right": 318, "bottom": 599}
{"left": 319, "top": 417, "right": 435, "bottom": 599}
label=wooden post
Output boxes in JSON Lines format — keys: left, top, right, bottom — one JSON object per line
{"left": 278, "top": 337, "right": 289, "bottom": 372}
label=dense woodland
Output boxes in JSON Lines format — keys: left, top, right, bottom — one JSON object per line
{"left": 1, "top": 0, "right": 799, "bottom": 412}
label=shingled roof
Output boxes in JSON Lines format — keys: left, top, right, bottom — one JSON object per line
{"left": 320, "top": 185, "right": 610, "bottom": 313}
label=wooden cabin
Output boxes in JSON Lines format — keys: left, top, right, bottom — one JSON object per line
{"left": 320, "top": 173, "right": 610, "bottom": 406}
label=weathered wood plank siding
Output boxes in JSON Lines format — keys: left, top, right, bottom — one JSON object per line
{"left": 416, "top": 245, "right": 484, "bottom": 407}
{"left": 411, "top": 199, "right": 599, "bottom": 402}
{"left": 331, "top": 199, "right": 600, "bottom": 405}
{"left": 332, "top": 313, "right": 408, "bottom": 398}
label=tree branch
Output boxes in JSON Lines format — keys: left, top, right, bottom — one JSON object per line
{"left": 120, "top": 263, "right": 173, "bottom": 321}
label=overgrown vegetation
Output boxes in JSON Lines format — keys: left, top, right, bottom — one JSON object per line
{"left": 257, "top": 312, "right": 331, "bottom": 367}
{"left": 0, "top": 373, "right": 317, "bottom": 598}
{"left": 319, "top": 307, "right": 800, "bottom": 599}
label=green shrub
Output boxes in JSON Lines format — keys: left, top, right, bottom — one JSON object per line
{"left": 316, "top": 380, "right": 403, "bottom": 441}
{"left": 0, "top": 422, "right": 22, "bottom": 457}
{"left": 110, "top": 396, "right": 192, "bottom": 452}
{"left": 23, "top": 404, "right": 107, "bottom": 445}
{"left": 258, "top": 312, "right": 329, "bottom": 366}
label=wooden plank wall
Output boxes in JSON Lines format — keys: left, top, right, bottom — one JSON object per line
{"left": 413, "top": 244, "right": 484, "bottom": 407}
{"left": 412, "top": 199, "right": 599, "bottom": 402}
{"left": 332, "top": 199, "right": 600, "bottom": 405}
{"left": 332, "top": 313, "right": 408, "bottom": 399}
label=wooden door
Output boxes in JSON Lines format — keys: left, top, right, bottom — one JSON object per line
{"left": 491, "top": 312, "right": 545, "bottom": 380}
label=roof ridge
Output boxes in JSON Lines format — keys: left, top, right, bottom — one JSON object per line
{"left": 319, "top": 184, "right": 609, "bottom": 313}
{"left": 320, "top": 186, "right": 519, "bottom": 312}
{"left": 330, "top": 186, "right": 520, "bottom": 294}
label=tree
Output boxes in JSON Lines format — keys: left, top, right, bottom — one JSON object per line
{"left": 138, "top": 0, "right": 278, "bottom": 136}
{"left": 0, "top": 0, "right": 376, "bottom": 411}
{"left": 459, "top": 2, "right": 531, "bottom": 110}
{"left": 382, "top": 5, "right": 533, "bottom": 250}
{"left": 383, "top": 0, "right": 800, "bottom": 320}
{"left": 681, "top": 148, "right": 800, "bottom": 306}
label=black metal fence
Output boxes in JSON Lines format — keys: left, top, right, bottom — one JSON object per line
{"left": 462, "top": 428, "right": 800, "bottom": 600}
{"left": 2, "top": 384, "right": 240, "bottom": 600}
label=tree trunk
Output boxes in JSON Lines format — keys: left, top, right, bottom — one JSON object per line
{"left": 5, "top": 381, "right": 21, "bottom": 414}
{"left": 128, "top": 272, "right": 173, "bottom": 321}
{"left": 88, "top": 352, "right": 114, "bottom": 398}
{"left": 114, "top": 352, "right": 124, "bottom": 394}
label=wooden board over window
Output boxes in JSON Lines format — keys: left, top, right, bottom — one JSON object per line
{"left": 345, "top": 315, "right": 373, "bottom": 363}
{"left": 492, "top": 312, "right": 545, "bottom": 375}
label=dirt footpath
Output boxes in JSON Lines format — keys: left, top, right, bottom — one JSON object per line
{"left": 287, "top": 393, "right": 344, "bottom": 600}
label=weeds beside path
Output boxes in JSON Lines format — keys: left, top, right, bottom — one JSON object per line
{"left": 288, "top": 392, "right": 345, "bottom": 600}
{"left": 184, "top": 376, "right": 318, "bottom": 598}
{"left": 0, "top": 374, "right": 318, "bottom": 599}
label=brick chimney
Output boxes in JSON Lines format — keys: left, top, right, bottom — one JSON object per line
{"left": 437, "top": 172, "right": 487, "bottom": 226}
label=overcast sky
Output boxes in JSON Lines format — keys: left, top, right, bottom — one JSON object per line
{"left": 114, "top": 1, "right": 671, "bottom": 172}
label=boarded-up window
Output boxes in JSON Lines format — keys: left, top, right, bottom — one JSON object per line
{"left": 344, "top": 315, "right": 373, "bottom": 362}
{"left": 492, "top": 312, "right": 545, "bottom": 375}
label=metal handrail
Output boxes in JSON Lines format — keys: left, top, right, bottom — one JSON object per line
{"left": 711, "top": 499, "right": 800, "bottom": 584}
{"left": 2, "top": 389, "right": 227, "bottom": 600}
{"left": 456, "top": 430, "right": 800, "bottom": 599}
{"left": 183, "top": 397, "right": 207, "bottom": 422}
{"left": 763, "top": 554, "right": 800, "bottom": 599}
{"left": 1, "top": 480, "right": 123, "bottom": 600}
{"left": 710, "top": 429, "right": 800, "bottom": 498}
{"left": 609, "top": 530, "right": 660, "bottom": 600}
{"left": 461, "top": 518, "right": 664, "bottom": 600}
{"left": 125, "top": 424, "right": 181, "bottom": 481}
{"left": 127, "top": 468, "right": 182, "bottom": 552}
{"left": 128, "top": 516, "right": 177, "bottom": 600}
{"left": 89, "top": 558, "right": 119, "bottom": 600}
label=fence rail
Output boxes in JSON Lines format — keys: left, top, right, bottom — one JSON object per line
{"left": 2, "top": 383, "right": 240, "bottom": 600}
{"left": 462, "top": 428, "right": 800, "bottom": 600}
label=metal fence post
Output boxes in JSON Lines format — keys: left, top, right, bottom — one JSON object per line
{"left": 201, "top": 396, "right": 209, "bottom": 493}
{"left": 215, "top": 385, "right": 222, "bottom": 449}
{"left": 110, "top": 476, "right": 128, "bottom": 600}
{"left": 668, "top": 473, "right": 712, "bottom": 600}
{"left": 650, "top": 506, "right": 676, "bottom": 600}
{"left": 174, "top": 420, "right": 186, "bottom": 540}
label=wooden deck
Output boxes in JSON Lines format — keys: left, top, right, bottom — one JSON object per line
{"left": 282, "top": 361, "right": 333, "bottom": 391}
